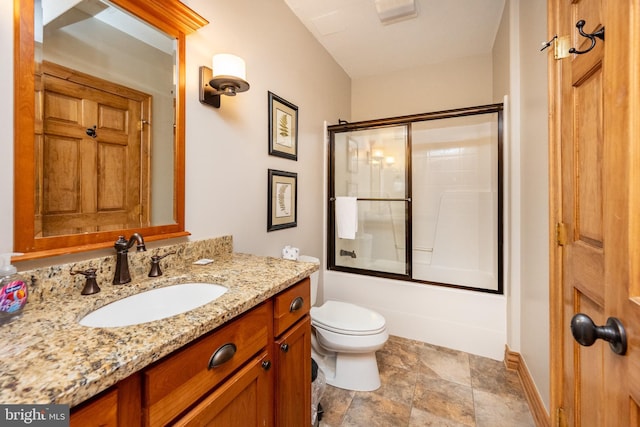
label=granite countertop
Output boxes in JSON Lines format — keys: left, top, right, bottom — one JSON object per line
{"left": 0, "top": 253, "right": 317, "bottom": 407}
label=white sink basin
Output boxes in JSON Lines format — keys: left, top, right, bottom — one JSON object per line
{"left": 79, "top": 283, "right": 228, "bottom": 328}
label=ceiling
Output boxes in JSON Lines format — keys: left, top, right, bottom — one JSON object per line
{"left": 284, "top": 0, "right": 506, "bottom": 79}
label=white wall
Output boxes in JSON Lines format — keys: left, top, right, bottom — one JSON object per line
{"left": 0, "top": 0, "right": 13, "bottom": 252}
{"left": 1, "top": 0, "right": 350, "bottom": 265}
{"left": 351, "top": 53, "right": 494, "bottom": 121}
{"left": 494, "top": 0, "right": 550, "bottom": 409}
{"left": 181, "top": 0, "right": 350, "bottom": 260}
{"left": 517, "top": 0, "right": 550, "bottom": 410}
{"left": 493, "top": 0, "right": 511, "bottom": 103}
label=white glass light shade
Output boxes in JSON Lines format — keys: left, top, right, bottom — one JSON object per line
{"left": 212, "top": 54, "right": 246, "bottom": 80}
{"left": 372, "top": 149, "right": 385, "bottom": 160}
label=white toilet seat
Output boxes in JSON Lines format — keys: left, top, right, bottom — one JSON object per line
{"left": 314, "top": 324, "right": 389, "bottom": 353}
{"left": 311, "top": 300, "right": 386, "bottom": 335}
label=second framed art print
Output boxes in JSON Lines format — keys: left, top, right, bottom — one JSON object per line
{"left": 267, "top": 169, "right": 297, "bottom": 231}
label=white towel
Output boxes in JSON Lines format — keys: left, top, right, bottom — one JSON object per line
{"left": 336, "top": 197, "right": 358, "bottom": 239}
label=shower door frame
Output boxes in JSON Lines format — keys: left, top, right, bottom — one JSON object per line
{"left": 327, "top": 103, "right": 504, "bottom": 294}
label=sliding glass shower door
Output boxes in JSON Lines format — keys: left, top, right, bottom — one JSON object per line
{"left": 330, "top": 125, "right": 409, "bottom": 276}
{"left": 328, "top": 104, "right": 503, "bottom": 293}
{"left": 411, "top": 114, "right": 500, "bottom": 291}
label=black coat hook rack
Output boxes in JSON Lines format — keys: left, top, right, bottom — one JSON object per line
{"left": 569, "top": 20, "right": 604, "bottom": 55}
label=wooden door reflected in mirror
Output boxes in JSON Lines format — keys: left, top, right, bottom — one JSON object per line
{"left": 14, "top": 0, "right": 207, "bottom": 259}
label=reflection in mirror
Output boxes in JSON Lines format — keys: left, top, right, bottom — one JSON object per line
{"left": 35, "top": 0, "right": 175, "bottom": 237}
{"left": 14, "top": 0, "right": 207, "bottom": 259}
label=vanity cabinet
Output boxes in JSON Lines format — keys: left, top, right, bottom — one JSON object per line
{"left": 273, "top": 279, "right": 312, "bottom": 427}
{"left": 143, "top": 301, "right": 273, "bottom": 426}
{"left": 70, "top": 375, "right": 141, "bottom": 427}
{"left": 70, "top": 277, "right": 311, "bottom": 427}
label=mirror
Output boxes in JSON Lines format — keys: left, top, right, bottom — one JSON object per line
{"left": 14, "top": 0, "right": 207, "bottom": 259}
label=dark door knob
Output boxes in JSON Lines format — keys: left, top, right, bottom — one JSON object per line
{"left": 570, "top": 313, "right": 627, "bottom": 355}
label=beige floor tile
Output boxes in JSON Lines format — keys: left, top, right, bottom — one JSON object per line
{"left": 469, "top": 354, "right": 525, "bottom": 400}
{"left": 318, "top": 336, "right": 535, "bottom": 427}
{"left": 412, "top": 375, "right": 475, "bottom": 427}
{"left": 417, "top": 343, "right": 471, "bottom": 387}
{"left": 319, "top": 385, "right": 355, "bottom": 426}
{"left": 473, "top": 389, "right": 535, "bottom": 427}
{"left": 373, "top": 363, "right": 419, "bottom": 405}
{"left": 409, "top": 407, "right": 475, "bottom": 427}
{"left": 342, "top": 392, "right": 411, "bottom": 427}
{"left": 376, "top": 335, "right": 424, "bottom": 371}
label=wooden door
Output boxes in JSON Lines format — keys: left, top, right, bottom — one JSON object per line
{"left": 37, "top": 62, "right": 150, "bottom": 237}
{"left": 550, "top": 0, "right": 640, "bottom": 426}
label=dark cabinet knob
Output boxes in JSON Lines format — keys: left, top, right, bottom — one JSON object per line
{"left": 262, "top": 360, "right": 271, "bottom": 371}
{"left": 280, "top": 343, "right": 289, "bottom": 353}
{"left": 570, "top": 313, "right": 627, "bottom": 355}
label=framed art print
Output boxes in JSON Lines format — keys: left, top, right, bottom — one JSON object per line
{"left": 267, "top": 169, "right": 297, "bottom": 231}
{"left": 268, "top": 91, "right": 298, "bottom": 160}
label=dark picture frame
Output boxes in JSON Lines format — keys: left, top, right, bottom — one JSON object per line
{"left": 267, "top": 169, "right": 297, "bottom": 231}
{"left": 268, "top": 91, "right": 298, "bottom": 160}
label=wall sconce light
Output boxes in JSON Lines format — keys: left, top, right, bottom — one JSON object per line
{"left": 372, "top": 149, "right": 385, "bottom": 161}
{"left": 199, "top": 53, "right": 250, "bottom": 108}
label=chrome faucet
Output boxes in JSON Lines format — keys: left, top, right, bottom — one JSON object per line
{"left": 113, "top": 233, "right": 146, "bottom": 285}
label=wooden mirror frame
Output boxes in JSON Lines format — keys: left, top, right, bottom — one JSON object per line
{"left": 13, "top": 0, "right": 207, "bottom": 260}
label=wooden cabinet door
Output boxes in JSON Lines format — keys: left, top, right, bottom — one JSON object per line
{"left": 70, "top": 375, "right": 140, "bottom": 427}
{"left": 71, "top": 389, "right": 118, "bottom": 427}
{"left": 274, "top": 315, "right": 311, "bottom": 427}
{"left": 173, "top": 351, "right": 274, "bottom": 427}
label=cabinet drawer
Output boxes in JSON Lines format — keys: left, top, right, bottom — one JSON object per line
{"left": 273, "top": 278, "right": 310, "bottom": 336}
{"left": 144, "top": 300, "right": 272, "bottom": 427}
{"left": 173, "top": 351, "right": 273, "bottom": 427}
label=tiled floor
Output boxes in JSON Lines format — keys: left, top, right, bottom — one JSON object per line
{"left": 318, "top": 335, "right": 536, "bottom": 427}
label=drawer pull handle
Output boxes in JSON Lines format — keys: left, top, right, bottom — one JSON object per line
{"left": 262, "top": 360, "right": 272, "bottom": 371}
{"left": 280, "top": 343, "right": 289, "bottom": 353}
{"left": 289, "top": 296, "right": 304, "bottom": 312}
{"left": 208, "top": 343, "right": 237, "bottom": 369}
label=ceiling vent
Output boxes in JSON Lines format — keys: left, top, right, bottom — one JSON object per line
{"left": 374, "top": 0, "right": 417, "bottom": 25}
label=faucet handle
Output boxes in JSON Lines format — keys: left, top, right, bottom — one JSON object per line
{"left": 148, "top": 251, "right": 176, "bottom": 277}
{"left": 71, "top": 268, "right": 101, "bottom": 295}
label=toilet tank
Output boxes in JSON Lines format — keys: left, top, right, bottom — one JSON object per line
{"left": 298, "top": 255, "right": 319, "bottom": 306}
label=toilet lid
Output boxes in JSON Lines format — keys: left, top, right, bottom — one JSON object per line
{"left": 311, "top": 300, "right": 386, "bottom": 335}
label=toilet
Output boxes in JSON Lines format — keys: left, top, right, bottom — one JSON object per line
{"left": 298, "top": 255, "right": 389, "bottom": 391}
